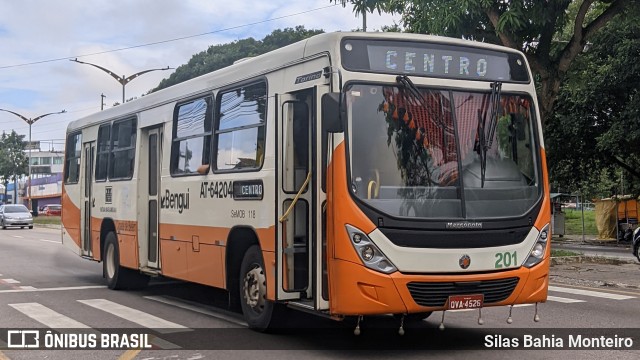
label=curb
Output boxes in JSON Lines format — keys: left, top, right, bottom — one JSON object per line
{"left": 35, "top": 224, "right": 62, "bottom": 230}
{"left": 550, "top": 255, "right": 638, "bottom": 265}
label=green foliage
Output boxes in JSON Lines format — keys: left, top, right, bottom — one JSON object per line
{"left": 564, "top": 209, "right": 597, "bottom": 235}
{"left": 546, "top": 6, "right": 640, "bottom": 198}
{"left": 0, "top": 131, "right": 28, "bottom": 199}
{"left": 153, "top": 26, "right": 323, "bottom": 91}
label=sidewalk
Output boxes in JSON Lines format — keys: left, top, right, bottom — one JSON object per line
{"left": 550, "top": 261, "right": 640, "bottom": 289}
{"left": 553, "top": 233, "right": 630, "bottom": 247}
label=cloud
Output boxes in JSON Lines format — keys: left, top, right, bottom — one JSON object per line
{"left": 0, "top": 1, "right": 400, "bottom": 148}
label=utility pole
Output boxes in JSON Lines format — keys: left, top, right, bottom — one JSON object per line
{"left": 0, "top": 109, "right": 66, "bottom": 211}
{"left": 101, "top": 93, "right": 107, "bottom": 111}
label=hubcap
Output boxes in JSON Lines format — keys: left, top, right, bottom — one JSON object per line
{"left": 106, "top": 243, "right": 115, "bottom": 279}
{"left": 243, "top": 264, "right": 266, "bottom": 313}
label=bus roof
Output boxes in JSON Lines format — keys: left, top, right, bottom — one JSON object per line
{"left": 66, "top": 32, "right": 527, "bottom": 133}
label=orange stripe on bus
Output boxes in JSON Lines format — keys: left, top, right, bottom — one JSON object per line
{"left": 61, "top": 184, "right": 81, "bottom": 248}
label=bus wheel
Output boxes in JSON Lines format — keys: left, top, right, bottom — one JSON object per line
{"left": 239, "top": 245, "right": 281, "bottom": 331}
{"left": 103, "top": 232, "right": 149, "bottom": 290}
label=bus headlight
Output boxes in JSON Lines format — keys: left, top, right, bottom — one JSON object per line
{"left": 524, "top": 224, "right": 550, "bottom": 268}
{"left": 346, "top": 224, "right": 397, "bottom": 274}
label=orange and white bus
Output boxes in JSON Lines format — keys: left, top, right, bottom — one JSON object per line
{"left": 62, "top": 32, "right": 551, "bottom": 332}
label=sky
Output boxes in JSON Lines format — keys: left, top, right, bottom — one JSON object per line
{"left": 0, "top": 0, "right": 401, "bottom": 152}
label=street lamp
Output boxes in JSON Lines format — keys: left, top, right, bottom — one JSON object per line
{"left": 0, "top": 108, "right": 66, "bottom": 211}
{"left": 70, "top": 58, "right": 173, "bottom": 103}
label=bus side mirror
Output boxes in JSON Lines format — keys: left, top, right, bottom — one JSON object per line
{"left": 321, "top": 93, "right": 344, "bottom": 133}
{"left": 321, "top": 92, "right": 344, "bottom": 192}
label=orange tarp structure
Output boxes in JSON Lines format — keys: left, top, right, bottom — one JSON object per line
{"left": 617, "top": 198, "right": 638, "bottom": 223}
{"left": 595, "top": 197, "right": 639, "bottom": 240}
{"left": 594, "top": 199, "right": 617, "bottom": 240}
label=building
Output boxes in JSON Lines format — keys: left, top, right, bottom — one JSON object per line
{"left": 2, "top": 150, "right": 64, "bottom": 211}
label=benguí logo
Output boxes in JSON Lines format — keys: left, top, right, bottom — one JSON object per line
{"left": 160, "top": 189, "right": 190, "bottom": 214}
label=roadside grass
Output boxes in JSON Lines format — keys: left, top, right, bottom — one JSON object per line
{"left": 563, "top": 209, "right": 597, "bottom": 235}
{"left": 34, "top": 216, "right": 61, "bottom": 225}
{"left": 551, "top": 249, "right": 581, "bottom": 257}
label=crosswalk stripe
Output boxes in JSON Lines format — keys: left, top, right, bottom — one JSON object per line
{"left": 549, "top": 285, "right": 636, "bottom": 300}
{"left": 9, "top": 303, "right": 90, "bottom": 328}
{"left": 1, "top": 279, "right": 20, "bottom": 284}
{"left": 547, "top": 295, "right": 585, "bottom": 303}
{"left": 78, "top": 299, "right": 190, "bottom": 334}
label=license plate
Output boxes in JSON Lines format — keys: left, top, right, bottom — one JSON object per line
{"left": 447, "top": 294, "right": 484, "bottom": 310}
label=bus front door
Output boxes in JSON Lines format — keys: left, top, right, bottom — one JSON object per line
{"left": 277, "top": 93, "right": 313, "bottom": 302}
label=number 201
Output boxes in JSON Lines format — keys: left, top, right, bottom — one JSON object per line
{"left": 495, "top": 251, "right": 517, "bottom": 268}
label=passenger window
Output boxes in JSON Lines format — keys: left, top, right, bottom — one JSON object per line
{"left": 170, "top": 97, "right": 213, "bottom": 175}
{"left": 215, "top": 82, "right": 267, "bottom": 171}
{"left": 95, "top": 123, "right": 111, "bottom": 181}
{"left": 109, "top": 118, "right": 137, "bottom": 179}
{"left": 64, "top": 132, "right": 82, "bottom": 184}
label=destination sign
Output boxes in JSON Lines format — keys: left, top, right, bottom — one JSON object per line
{"left": 233, "top": 180, "right": 264, "bottom": 200}
{"left": 341, "top": 39, "right": 529, "bottom": 83}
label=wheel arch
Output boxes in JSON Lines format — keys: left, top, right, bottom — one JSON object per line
{"left": 226, "top": 226, "right": 262, "bottom": 308}
{"left": 99, "top": 217, "right": 116, "bottom": 262}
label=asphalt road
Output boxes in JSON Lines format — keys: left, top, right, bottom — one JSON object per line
{"left": 1, "top": 228, "right": 639, "bottom": 359}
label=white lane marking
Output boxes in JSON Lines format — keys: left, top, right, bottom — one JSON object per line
{"left": 18, "top": 286, "right": 37, "bottom": 290}
{"left": 11, "top": 236, "right": 24, "bottom": 238}
{"left": 546, "top": 295, "right": 585, "bottom": 303}
{"left": 78, "top": 299, "right": 191, "bottom": 334}
{"left": 0, "top": 285, "right": 106, "bottom": 294}
{"left": 1, "top": 279, "right": 20, "bottom": 284}
{"left": 39, "top": 239, "right": 61, "bottom": 244}
{"left": 9, "top": 303, "right": 90, "bottom": 328}
{"left": 549, "top": 285, "right": 636, "bottom": 300}
{"left": 144, "top": 295, "right": 247, "bottom": 327}
{"left": 150, "top": 336, "right": 182, "bottom": 350}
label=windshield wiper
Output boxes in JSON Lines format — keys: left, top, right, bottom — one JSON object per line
{"left": 475, "top": 81, "right": 502, "bottom": 188}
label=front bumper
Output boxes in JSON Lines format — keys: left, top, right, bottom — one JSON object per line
{"left": 330, "top": 257, "right": 549, "bottom": 316}
{"left": 3, "top": 218, "right": 33, "bottom": 227}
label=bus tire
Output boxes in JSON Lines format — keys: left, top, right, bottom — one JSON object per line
{"left": 103, "top": 232, "right": 149, "bottom": 290}
{"left": 239, "top": 245, "right": 283, "bottom": 331}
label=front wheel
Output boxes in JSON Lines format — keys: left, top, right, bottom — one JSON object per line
{"left": 239, "top": 245, "right": 283, "bottom": 331}
{"left": 103, "top": 232, "right": 149, "bottom": 290}
{"left": 635, "top": 243, "right": 640, "bottom": 262}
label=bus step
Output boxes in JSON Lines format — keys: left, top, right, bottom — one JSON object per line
{"left": 287, "top": 301, "right": 331, "bottom": 319}
{"left": 139, "top": 267, "right": 161, "bottom": 276}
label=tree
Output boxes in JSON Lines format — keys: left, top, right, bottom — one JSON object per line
{"left": 0, "top": 131, "right": 28, "bottom": 203}
{"left": 333, "top": 1, "right": 386, "bottom": 31}
{"left": 341, "top": 0, "right": 635, "bottom": 127}
{"left": 546, "top": 5, "right": 640, "bottom": 198}
{"left": 153, "top": 26, "right": 323, "bottom": 91}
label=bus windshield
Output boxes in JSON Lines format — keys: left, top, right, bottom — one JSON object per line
{"left": 346, "top": 83, "right": 541, "bottom": 219}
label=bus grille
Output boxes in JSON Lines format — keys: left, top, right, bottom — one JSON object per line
{"left": 406, "top": 277, "right": 519, "bottom": 307}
